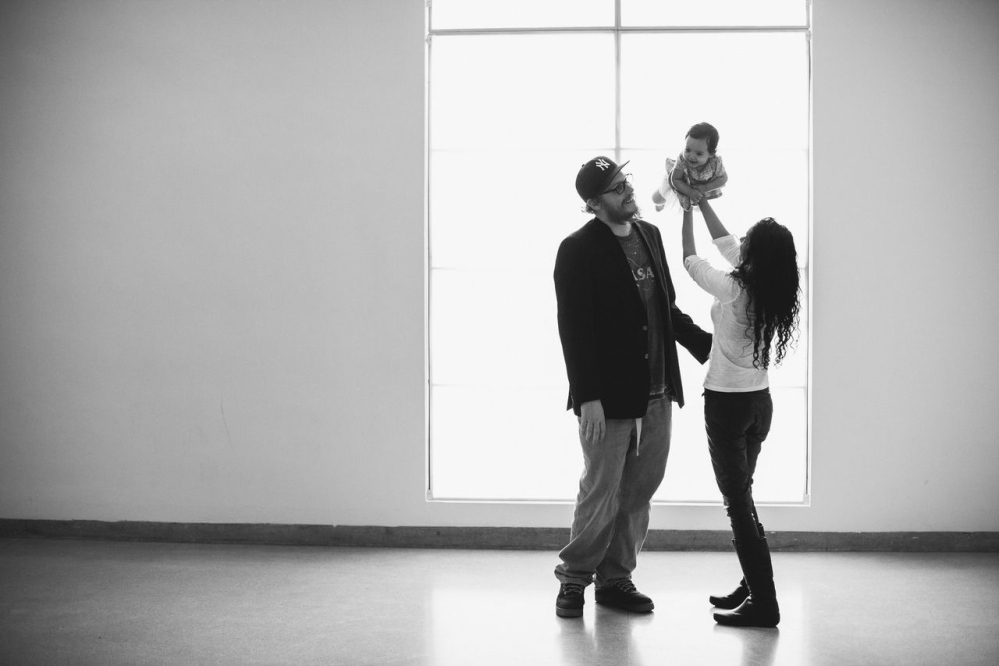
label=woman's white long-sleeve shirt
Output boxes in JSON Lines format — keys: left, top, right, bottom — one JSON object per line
{"left": 683, "top": 234, "right": 768, "bottom": 392}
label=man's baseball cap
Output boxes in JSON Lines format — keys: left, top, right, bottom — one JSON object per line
{"left": 575, "top": 156, "right": 630, "bottom": 201}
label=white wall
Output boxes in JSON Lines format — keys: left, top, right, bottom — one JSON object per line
{"left": 1, "top": 0, "right": 997, "bottom": 532}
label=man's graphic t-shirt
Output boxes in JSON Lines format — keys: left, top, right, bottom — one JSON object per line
{"left": 617, "top": 229, "right": 668, "bottom": 398}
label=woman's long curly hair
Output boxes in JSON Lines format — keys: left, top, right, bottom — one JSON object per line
{"left": 731, "top": 218, "right": 801, "bottom": 369}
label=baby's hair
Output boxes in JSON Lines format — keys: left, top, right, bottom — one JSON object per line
{"left": 687, "top": 122, "right": 720, "bottom": 154}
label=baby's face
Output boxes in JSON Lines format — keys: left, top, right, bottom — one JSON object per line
{"left": 683, "top": 136, "right": 711, "bottom": 169}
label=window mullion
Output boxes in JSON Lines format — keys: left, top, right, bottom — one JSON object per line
{"left": 613, "top": 2, "right": 622, "bottom": 163}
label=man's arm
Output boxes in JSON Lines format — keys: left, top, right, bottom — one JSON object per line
{"left": 670, "top": 303, "right": 712, "bottom": 365}
{"left": 554, "top": 236, "right": 606, "bottom": 441}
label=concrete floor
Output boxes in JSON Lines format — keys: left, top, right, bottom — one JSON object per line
{"left": 0, "top": 538, "right": 997, "bottom": 665}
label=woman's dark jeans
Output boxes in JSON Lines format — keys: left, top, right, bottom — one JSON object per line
{"left": 704, "top": 389, "right": 773, "bottom": 543}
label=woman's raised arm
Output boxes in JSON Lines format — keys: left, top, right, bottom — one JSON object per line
{"left": 697, "top": 198, "right": 731, "bottom": 240}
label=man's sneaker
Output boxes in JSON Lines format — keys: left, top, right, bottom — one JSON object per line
{"left": 595, "top": 579, "right": 654, "bottom": 613}
{"left": 556, "top": 582, "right": 586, "bottom": 618}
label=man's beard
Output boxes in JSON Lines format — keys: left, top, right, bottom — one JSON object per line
{"left": 606, "top": 202, "right": 641, "bottom": 225}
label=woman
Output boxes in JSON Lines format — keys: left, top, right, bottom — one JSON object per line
{"left": 681, "top": 199, "right": 800, "bottom": 627}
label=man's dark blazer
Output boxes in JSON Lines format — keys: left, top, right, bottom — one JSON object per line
{"left": 554, "top": 217, "right": 712, "bottom": 418}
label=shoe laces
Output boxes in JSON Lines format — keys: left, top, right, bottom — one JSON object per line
{"left": 612, "top": 579, "right": 638, "bottom": 593}
{"left": 562, "top": 582, "right": 585, "bottom": 595}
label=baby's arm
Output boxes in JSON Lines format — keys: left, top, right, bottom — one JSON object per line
{"left": 669, "top": 167, "right": 700, "bottom": 199}
{"left": 693, "top": 156, "right": 728, "bottom": 193}
{"left": 671, "top": 169, "right": 704, "bottom": 204}
{"left": 694, "top": 172, "right": 728, "bottom": 193}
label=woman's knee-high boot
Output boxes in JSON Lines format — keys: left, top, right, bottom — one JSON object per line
{"left": 713, "top": 537, "right": 780, "bottom": 627}
{"left": 709, "top": 523, "right": 765, "bottom": 609}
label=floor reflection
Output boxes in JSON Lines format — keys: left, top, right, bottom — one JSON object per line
{"left": 2, "top": 543, "right": 995, "bottom": 665}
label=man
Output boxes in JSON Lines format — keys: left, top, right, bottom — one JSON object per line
{"left": 553, "top": 156, "right": 712, "bottom": 618}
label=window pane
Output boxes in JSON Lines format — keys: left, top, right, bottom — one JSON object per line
{"left": 620, "top": 32, "right": 809, "bottom": 152}
{"left": 430, "top": 269, "right": 564, "bottom": 389}
{"left": 619, "top": 147, "right": 810, "bottom": 278}
{"left": 431, "top": 0, "right": 613, "bottom": 30}
{"left": 431, "top": 385, "right": 585, "bottom": 500}
{"left": 430, "top": 34, "right": 615, "bottom": 151}
{"left": 622, "top": 0, "right": 807, "bottom": 28}
{"left": 430, "top": 385, "right": 807, "bottom": 503}
{"left": 655, "top": 387, "right": 807, "bottom": 503}
{"left": 429, "top": 150, "right": 602, "bottom": 271}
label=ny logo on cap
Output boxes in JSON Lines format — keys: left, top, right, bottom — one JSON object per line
{"left": 594, "top": 158, "right": 610, "bottom": 170}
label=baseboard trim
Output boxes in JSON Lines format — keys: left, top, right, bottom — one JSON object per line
{"left": 0, "top": 520, "right": 995, "bottom": 552}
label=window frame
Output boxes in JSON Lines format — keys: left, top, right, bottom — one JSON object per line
{"left": 425, "top": 1, "right": 813, "bottom": 506}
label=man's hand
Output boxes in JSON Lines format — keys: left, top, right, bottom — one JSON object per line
{"left": 579, "top": 400, "right": 606, "bottom": 444}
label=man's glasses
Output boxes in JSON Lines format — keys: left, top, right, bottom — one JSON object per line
{"left": 601, "top": 174, "right": 633, "bottom": 196}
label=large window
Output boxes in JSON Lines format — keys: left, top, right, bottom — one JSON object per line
{"left": 427, "top": 1, "right": 811, "bottom": 504}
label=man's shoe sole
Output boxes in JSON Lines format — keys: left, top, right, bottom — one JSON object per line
{"left": 556, "top": 606, "right": 584, "bottom": 618}
{"left": 595, "top": 598, "right": 654, "bottom": 613}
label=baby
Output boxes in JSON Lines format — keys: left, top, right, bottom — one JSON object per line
{"left": 652, "top": 122, "right": 728, "bottom": 212}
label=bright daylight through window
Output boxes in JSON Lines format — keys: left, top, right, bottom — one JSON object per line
{"left": 427, "top": 1, "right": 810, "bottom": 503}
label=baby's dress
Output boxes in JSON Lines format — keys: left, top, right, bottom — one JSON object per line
{"left": 656, "top": 153, "right": 726, "bottom": 212}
